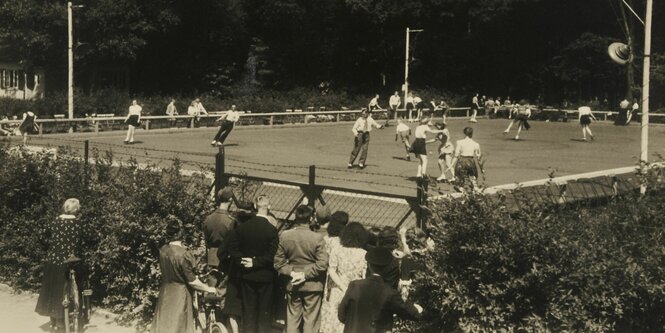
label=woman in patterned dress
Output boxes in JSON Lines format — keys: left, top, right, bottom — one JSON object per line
{"left": 151, "top": 216, "right": 217, "bottom": 333}
{"left": 320, "top": 222, "right": 369, "bottom": 333}
{"left": 35, "top": 198, "right": 82, "bottom": 331}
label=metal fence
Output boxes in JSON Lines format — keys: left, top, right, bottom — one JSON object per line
{"left": 212, "top": 147, "right": 427, "bottom": 229}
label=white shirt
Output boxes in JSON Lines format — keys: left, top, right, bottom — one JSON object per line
{"left": 166, "top": 102, "right": 177, "bottom": 116}
{"left": 578, "top": 106, "right": 592, "bottom": 116}
{"left": 225, "top": 109, "right": 240, "bottom": 122}
{"left": 472, "top": 96, "right": 478, "bottom": 106}
{"left": 620, "top": 99, "right": 630, "bottom": 109}
{"left": 196, "top": 102, "right": 207, "bottom": 115}
{"left": 128, "top": 104, "right": 142, "bottom": 115}
{"left": 389, "top": 95, "right": 401, "bottom": 107}
{"left": 454, "top": 137, "right": 481, "bottom": 157}
{"left": 405, "top": 96, "right": 414, "bottom": 104}
{"left": 369, "top": 97, "right": 380, "bottom": 108}
{"left": 413, "top": 96, "right": 422, "bottom": 104}
{"left": 395, "top": 122, "right": 409, "bottom": 133}
{"left": 631, "top": 103, "right": 639, "bottom": 111}
{"left": 414, "top": 124, "right": 435, "bottom": 139}
{"left": 352, "top": 116, "right": 381, "bottom": 135}
{"left": 187, "top": 105, "right": 198, "bottom": 115}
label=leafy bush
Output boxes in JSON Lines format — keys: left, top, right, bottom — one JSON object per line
{"left": 0, "top": 145, "right": 212, "bottom": 325}
{"left": 408, "top": 165, "right": 665, "bottom": 332}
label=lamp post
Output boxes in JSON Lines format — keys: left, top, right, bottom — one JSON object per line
{"left": 403, "top": 27, "right": 423, "bottom": 106}
{"left": 639, "top": 0, "right": 652, "bottom": 168}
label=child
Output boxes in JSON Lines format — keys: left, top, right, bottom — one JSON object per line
{"left": 432, "top": 122, "right": 455, "bottom": 182}
{"left": 395, "top": 118, "right": 412, "bottom": 161}
{"left": 578, "top": 106, "right": 597, "bottom": 141}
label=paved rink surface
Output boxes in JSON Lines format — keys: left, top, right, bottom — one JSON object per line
{"left": 19, "top": 117, "right": 665, "bottom": 196}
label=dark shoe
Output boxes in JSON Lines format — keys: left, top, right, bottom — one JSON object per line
{"left": 406, "top": 155, "right": 411, "bottom": 161}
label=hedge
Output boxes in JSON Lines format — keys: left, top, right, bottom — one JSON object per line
{"left": 406, "top": 163, "right": 665, "bottom": 332}
{"left": 0, "top": 144, "right": 212, "bottom": 327}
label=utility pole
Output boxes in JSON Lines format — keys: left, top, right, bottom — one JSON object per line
{"left": 403, "top": 28, "right": 423, "bottom": 106}
{"left": 640, "top": 0, "right": 652, "bottom": 173}
{"left": 68, "top": 1, "right": 74, "bottom": 121}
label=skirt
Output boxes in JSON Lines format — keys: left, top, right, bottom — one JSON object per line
{"left": 516, "top": 114, "right": 531, "bottom": 130}
{"left": 411, "top": 138, "right": 427, "bottom": 155}
{"left": 19, "top": 122, "right": 37, "bottom": 134}
{"left": 35, "top": 263, "right": 68, "bottom": 318}
{"left": 126, "top": 115, "right": 141, "bottom": 127}
{"left": 455, "top": 156, "right": 478, "bottom": 178}
{"left": 580, "top": 115, "right": 591, "bottom": 126}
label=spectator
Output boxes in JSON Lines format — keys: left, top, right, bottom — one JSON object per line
{"left": 166, "top": 98, "right": 178, "bottom": 127}
{"left": 0, "top": 114, "right": 11, "bottom": 136}
{"left": 616, "top": 98, "right": 630, "bottom": 125}
{"left": 338, "top": 247, "right": 423, "bottom": 333}
{"left": 18, "top": 110, "right": 38, "bottom": 145}
{"left": 627, "top": 98, "right": 640, "bottom": 125}
{"left": 152, "top": 216, "right": 217, "bottom": 333}
{"left": 323, "top": 210, "right": 349, "bottom": 254}
{"left": 320, "top": 222, "right": 369, "bottom": 333}
{"left": 274, "top": 205, "right": 329, "bottom": 333}
{"left": 485, "top": 97, "right": 496, "bottom": 118}
{"left": 405, "top": 92, "right": 415, "bottom": 122}
{"left": 195, "top": 98, "right": 208, "bottom": 116}
{"left": 311, "top": 205, "right": 331, "bottom": 234}
{"left": 413, "top": 94, "right": 425, "bottom": 121}
{"left": 387, "top": 91, "right": 401, "bottom": 127}
{"left": 227, "top": 195, "right": 279, "bottom": 333}
{"left": 35, "top": 199, "right": 83, "bottom": 331}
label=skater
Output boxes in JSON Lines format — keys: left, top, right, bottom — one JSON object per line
{"left": 430, "top": 98, "right": 450, "bottom": 123}
{"left": 124, "top": 100, "right": 142, "bottom": 144}
{"left": 413, "top": 94, "right": 425, "bottom": 121}
{"left": 451, "top": 127, "right": 482, "bottom": 190}
{"left": 503, "top": 100, "right": 531, "bottom": 140}
{"left": 411, "top": 118, "right": 446, "bottom": 179}
{"left": 626, "top": 98, "right": 639, "bottom": 125}
{"left": 211, "top": 105, "right": 240, "bottom": 146}
{"left": 578, "top": 106, "right": 596, "bottom": 141}
{"left": 433, "top": 122, "right": 455, "bottom": 182}
{"left": 395, "top": 118, "right": 412, "bottom": 161}
{"left": 348, "top": 109, "right": 383, "bottom": 169}
{"left": 469, "top": 93, "right": 479, "bottom": 123}
{"left": 18, "top": 110, "right": 38, "bottom": 145}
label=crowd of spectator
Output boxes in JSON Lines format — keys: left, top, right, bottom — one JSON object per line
{"left": 185, "top": 189, "right": 431, "bottom": 333}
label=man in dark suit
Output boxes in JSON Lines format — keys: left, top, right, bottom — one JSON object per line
{"left": 227, "top": 195, "right": 279, "bottom": 333}
{"left": 338, "top": 247, "right": 423, "bottom": 333}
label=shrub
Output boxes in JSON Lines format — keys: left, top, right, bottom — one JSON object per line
{"left": 0, "top": 144, "right": 213, "bottom": 326}
{"left": 407, "top": 165, "right": 665, "bottom": 332}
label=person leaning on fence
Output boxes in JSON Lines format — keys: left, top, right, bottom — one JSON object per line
{"left": 211, "top": 105, "right": 240, "bottom": 147}
{"left": 124, "top": 100, "right": 142, "bottom": 144}
{"left": 35, "top": 198, "right": 83, "bottom": 332}
{"left": 0, "top": 114, "right": 12, "bottom": 136}
{"left": 274, "top": 205, "right": 329, "bottom": 333}
{"left": 165, "top": 98, "right": 178, "bottom": 127}
{"left": 451, "top": 127, "right": 482, "bottom": 191}
{"left": 387, "top": 91, "right": 401, "bottom": 127}
{"left": 151, "top": 216, "right": 218, "bottom": 333}
{"left": 337, "top": 247, "right": 423, "bottom": 333}
{"left": 348, "top": 109, "right": 383, "bottom": 170}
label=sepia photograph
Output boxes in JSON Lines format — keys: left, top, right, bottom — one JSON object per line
{"left": 0, "top": 0, "right": 664, "bottom": 332}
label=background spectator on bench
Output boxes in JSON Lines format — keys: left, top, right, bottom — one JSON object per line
{"left": 0, "top": 115, "right": 11, "bottom": 136}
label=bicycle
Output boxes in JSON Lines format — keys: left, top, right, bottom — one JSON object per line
{"left": 62, "top": 255, "right": 93, "bottom": 333}
{"left": 196, "top": 268, "right": 230, "bottom": 333}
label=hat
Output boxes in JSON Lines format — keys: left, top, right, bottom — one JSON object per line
{"left": 216, "top": 187, "right": 234, "bottom": 202}
{"left": 365, "top": 247, "right": 393, "bottom": 266}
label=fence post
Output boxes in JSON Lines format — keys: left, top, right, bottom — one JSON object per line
{"left": 416, "top": 178, "right": 428, "bottom": 229}
{"left": 270, "top": 115, "right": 274, "bottom": 127}
{"left": 308, "top": 165, "right": 316, "bottom": 207}
{"left": 336, "top": 114, "right": 340, "bottom": 122}
{"left": 84, "top": 140, "right": 89, "bottom": 165}
{"left": 145, "top": 119, "right": 150, "bottom": 130}
{"left": 214, "top": 146, "right": 227, "bottom": 204}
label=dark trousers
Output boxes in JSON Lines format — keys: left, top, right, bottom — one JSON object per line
{"left": 349, "top": 132, "right": 370, "bottom": 165}
{"left": 214, "top": 121, "right": 234, "bottom": 143}
{"left": 240, "top": 279, "right": 274, "bottom": 333}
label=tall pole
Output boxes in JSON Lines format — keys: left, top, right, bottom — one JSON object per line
{"left": 639, "top": 0, "right": 652, "bottom": 178}
{"left": 403, "top": 27, "right": 410, "bottom": 105}
{"left": 67, "top": 1, "right": 74, "bottom": 120}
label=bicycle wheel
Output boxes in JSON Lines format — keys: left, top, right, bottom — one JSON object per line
{"left": 210, "top": 322, "right": 228, "bottom": 333}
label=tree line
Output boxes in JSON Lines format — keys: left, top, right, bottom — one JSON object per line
{"left": 0, "top": 0, "right": 663, "bottom": 108}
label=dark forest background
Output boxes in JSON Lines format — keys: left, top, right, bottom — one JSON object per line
{"left": 1, "top": 0, "right": 663, "bottom": 109}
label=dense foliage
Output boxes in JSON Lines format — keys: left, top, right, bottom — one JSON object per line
{"left": 408, "top": 166, "right": 665, "bottom": 332}
{"left": 0, "top": 145, "right": 212, "bottom": 325}
{"left": 1, "top": 0, "right": 663, "bottom": 107}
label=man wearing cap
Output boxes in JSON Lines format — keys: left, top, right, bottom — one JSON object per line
{"left": 338, "top": 247, "right": 423, "bottom": 333}
{"left": 274, "top": 205, "right": 329, "bottom": 333}
{"left": 348, "top": 109, "right": 383, "bottom": 169}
